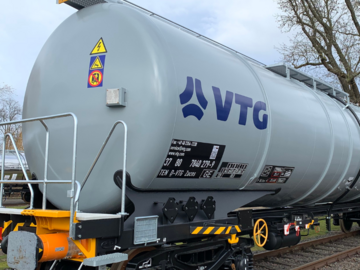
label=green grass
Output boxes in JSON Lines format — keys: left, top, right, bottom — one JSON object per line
{"left": 251, "top": 217, "right": 341, "bottom": 252}
{"left": 8, "top": 205, "right": 27, "bottom": 209}
{"left": 0, "top": 254, "right": 9, "bottom": 270}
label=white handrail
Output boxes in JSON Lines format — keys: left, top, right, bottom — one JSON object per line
{"left": 1, "top": 134, "right": 34, "bottom": 208}
{"left": 76, "top": 120, "right": 128, "bottom": 216}
{"left": 0, "top": 112, "right": 78, "bottom": 239}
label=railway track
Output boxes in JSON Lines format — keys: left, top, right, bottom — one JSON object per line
{"left": 2, "top": 199, "right": 28, "bottom": 207}
{"left": 254, "top": 230, "right": 360, "bottom": 270}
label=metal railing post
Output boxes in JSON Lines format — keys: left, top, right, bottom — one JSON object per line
{"left": 2, "top": 134, "right": 35, "bottom": 208}
{"left": 120, "top": 122, "right": 128, "bottom": 215}
{"left": 0, "top": 139, "right": 6, "bottom": 207}
{"left": 78, "top": 120, "right": 128, "bottom": 215}
{"left": 0, "top": 113, "right": 79, "bottom": 237}
{"left": 69, "top": 114, "right": 78, "bottom": 239}
{"left": 0, "top": 113, "right": 129, "bottom": 239}
{"left": 74, "top": 181, "right": 81, "bottom": 212}
{"left": 40, "top": 120, "right": 49, "bottom": 210}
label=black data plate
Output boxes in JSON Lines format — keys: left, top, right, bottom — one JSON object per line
{"left": 157, "top": 139, "right": 225, "bottom": 179}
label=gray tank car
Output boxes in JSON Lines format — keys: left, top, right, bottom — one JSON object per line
{"left": 2, "top": 2, "right": 360, "bottom": 269}
{"left": 23, "top": 2, "right": 360, "bottom": 214}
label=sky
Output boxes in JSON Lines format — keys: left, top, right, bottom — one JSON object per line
{"left": 0, "top": 0, "right": 289, "bottom": 107}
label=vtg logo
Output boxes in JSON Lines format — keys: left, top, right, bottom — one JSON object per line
{"left": 179, "top": 77, "right": 208, "bottom": 120}
{"left": 179, "top": 76, "right": 268, "bottom": 130}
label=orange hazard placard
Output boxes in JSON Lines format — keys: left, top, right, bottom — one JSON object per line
{"left": 88, "top": 70, "right": 103, "bottom": 87}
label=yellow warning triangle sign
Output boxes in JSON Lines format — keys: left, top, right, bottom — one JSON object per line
{"left": 90, "top": 56, "right": 104, "bottom": 70}
{"left": 90, "top": 38, "right": 107, "bottom": 55}
{"left": 39, "top": 248, "right": 43, "bottom": 253}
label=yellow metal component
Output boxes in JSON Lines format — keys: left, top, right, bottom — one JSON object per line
{"left": 3, "top": 220, "right": 12, "bottom": 231}
{"left": 13, "top": 222, "right": 36, "bottom": 232}
{"left": 228, "top": 234, "right": 239, "bottom": 244}
{"left": 57, "top": 0, "right": 69, "bottom": 4}
{"left": 305, "top": 220, "right": 315, "bottom": 229}
{"left": 191, "top": 225, "right": 241, "bottom": 235}
{"left": 73, "top": 238, "right": 96, "bottom": 259}
{"left": 214, "top": 227, "right": 226, "bottom": 235}
{"left": 13, "top": 223, "right": 23, "bottom": 232}
{"left": 22, "top": 209, "right": 70, "bottom": 218}
{"left": 203, "top": 227, "right": 215, "bottom": 234}
{"left": 22, "top": 209, "right": 71, "bottom": 234}
{"left": 253, "top": 219, "right": 268, "bottom": 247}
{"left": 192, "top": 227, "right": 203, "bottom": 234}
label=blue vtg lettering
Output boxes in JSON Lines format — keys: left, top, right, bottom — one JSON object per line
{"left": 179, "top": 76, "right": 268, "bottom": 130}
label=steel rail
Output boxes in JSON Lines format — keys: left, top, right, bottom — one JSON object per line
{"left": 291, "top": 245, "right": 360, "bottom": 270}
{"left": 253, "top": 230, "right": 360, "bottom": 261}
{"left": 2, "top": 202, "right": 29, "bottom": 206}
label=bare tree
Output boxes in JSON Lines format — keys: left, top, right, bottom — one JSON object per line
{"left": 277, "top": 0, "right": 360, "bottom": 103}
{"left": 0, "top": 98, "right": 23, "bottom": 150}
{"left": 0, "top": 84, "right": 13, "bottom": 97}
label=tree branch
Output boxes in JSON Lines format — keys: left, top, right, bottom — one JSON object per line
{"left": 294, "top": 62, "right": 324, "bottom": 69}
{"left": 345, "top": 0, "right": 360, "bottom": 36}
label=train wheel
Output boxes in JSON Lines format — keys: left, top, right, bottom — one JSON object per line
{"left": 22, "top": 191, "right": 30, "bottom": 203}
{"left": 253, "top": 219, "right": 268, "bottom": 247}
{"left": 234, "top": 254, "right": 250, "bottom": 270}
{"left": 340, "top": 219, "right": 353, "bottom": 233}
{"left": 110, "top": 247, "right": 155, "bottom": 270}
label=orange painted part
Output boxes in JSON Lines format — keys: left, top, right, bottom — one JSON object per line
{"left": 38, "top": 233, "right": 69, "bottom": 262}
{"left": 73, "top": 238, "right": 96, "bottom": 259}
{"left": 22, "top": 210, "right": 72, "bottom": 234}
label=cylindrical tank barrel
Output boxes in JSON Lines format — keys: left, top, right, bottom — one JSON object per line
{"left": 22, "top": 3, "right": 360, "bottom": 213}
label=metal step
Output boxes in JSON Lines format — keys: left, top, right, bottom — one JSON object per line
{"left": 83, "top": 253, "right": 128, "bottom": 267}
{"left": 76, "top": 212, "right": 122, "bottom": 221}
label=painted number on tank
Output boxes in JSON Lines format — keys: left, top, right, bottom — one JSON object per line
{"left": 164, "top": 158, "right": 172, "bottom": 166}
{"left": 175, "top": 159, "right": 183, "bottom": 167}
{"left": 179, "top": 77, "right": 268, "bottom": 130}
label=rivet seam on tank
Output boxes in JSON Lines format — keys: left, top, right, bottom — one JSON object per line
{"left": 179, "top": 76, "right": 268, "bottom": 130}
{"left": 88, "top": 38, "right": 108, "bottom": 88}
